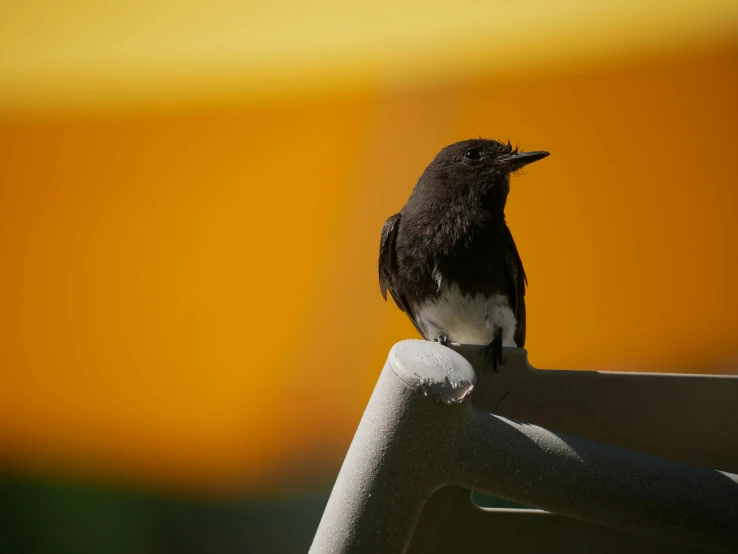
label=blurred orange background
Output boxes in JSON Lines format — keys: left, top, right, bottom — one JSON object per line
{"left": 1, "top": 1, "right": 737, "bottom": 501}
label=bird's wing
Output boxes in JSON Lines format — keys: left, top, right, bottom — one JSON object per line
{"left": 502, "top": 223, "right": 528, "bottom": 348}
{"left": 379, "top": 213, "right": 401, "bottom": 302}
{"left": 379, "top": 213, "right": 426, "bottom": 338}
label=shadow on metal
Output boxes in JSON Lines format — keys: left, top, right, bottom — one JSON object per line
{"left": 310, "top": 340, "right": 738, "bottom": 554}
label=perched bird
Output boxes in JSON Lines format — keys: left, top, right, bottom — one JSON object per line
{"left": 378, "top": 139, "right": 549, "bottom": 370}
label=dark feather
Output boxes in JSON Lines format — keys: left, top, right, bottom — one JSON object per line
{"left": 378, "top": 213, "right": 426, "bottom": 337}
{"left": 501, "top": 222, "right": 527, "bottom": 347}
{"left": 378, "top": 213, "right": 401, "bottom": 301}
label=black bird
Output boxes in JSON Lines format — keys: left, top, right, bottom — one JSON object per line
{"left": 378, "top": 139, "right": 549, "bottom": 370}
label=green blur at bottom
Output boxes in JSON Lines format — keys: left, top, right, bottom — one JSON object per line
{"left": 0, "top": 476, "right": 540, "bottom": 554}
{"left": 0, "top": 476, "right": 330, "bottom": 554}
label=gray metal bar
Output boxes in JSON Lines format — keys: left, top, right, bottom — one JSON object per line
{"left": 455, "top": 409, "right": 738, "bottom": 551}
{"left": 414, "top": 492, "right": 720, "bottom": 554}
{"left": 408, "top": 344, "right": 738, "bottom": 554}
{"left": 310, "top": 341, "right": 476, "bottom": 553}
{"left": 451, "top": 344, "right": 738, "bottom": 473}
{"left": 310, "top": 340, "right": 738, "bottom": 554}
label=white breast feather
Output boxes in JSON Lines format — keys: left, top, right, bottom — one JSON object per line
{"left": 415, "top": 281, "right": 518, "bottom": 346}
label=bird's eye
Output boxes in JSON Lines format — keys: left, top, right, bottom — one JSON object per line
{"left": 464, "top": 148, "right": 481, "bottom": 160}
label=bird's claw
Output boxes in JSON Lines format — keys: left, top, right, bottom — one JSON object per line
{"left": 484, "top": 330, "right": 506, "bottom": 373}
{"left": 434, "top": 334, "right": 449, "bottom": 347}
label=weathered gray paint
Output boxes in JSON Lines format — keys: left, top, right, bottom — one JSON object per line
{"left": 310, "top": 341, "right": 738, "bottom": 554}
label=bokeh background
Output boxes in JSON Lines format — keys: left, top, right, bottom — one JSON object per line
{"left": 1, "top": 1, "right": 737, "bottom": 552}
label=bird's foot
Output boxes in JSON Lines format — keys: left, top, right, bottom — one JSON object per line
{"left": 434, "top": 334, "right": 449, "bottom": 347}
{"left": 484, "top": 330, "right": 507, "bottom": 373}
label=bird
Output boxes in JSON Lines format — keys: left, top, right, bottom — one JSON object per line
{"left": 378, "top": 138, "right": 549, "bottom": 371}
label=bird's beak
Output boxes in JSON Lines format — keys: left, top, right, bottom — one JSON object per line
{"left": 505, "top": 151, "right": 550, "bottom": 170}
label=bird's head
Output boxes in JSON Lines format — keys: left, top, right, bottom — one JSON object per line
{"left": 415, "top": 138, "right": 549, "bottom": 213}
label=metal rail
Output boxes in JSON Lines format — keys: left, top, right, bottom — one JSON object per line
{"left": 310, "top": 340, "right": 738, "bottom": 554}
